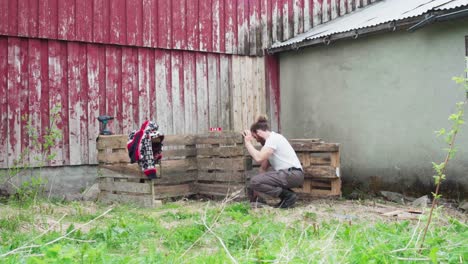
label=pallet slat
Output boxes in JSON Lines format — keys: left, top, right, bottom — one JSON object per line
{"left": 292, "top": 142, "right": 339, "bottom": 152}
{"left": 197, "top": 157, "right": 246, "bottom": 171}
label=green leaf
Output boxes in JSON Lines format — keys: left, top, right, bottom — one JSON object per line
{"left": 429, "top": 247, "right": 439, "bottom": 264}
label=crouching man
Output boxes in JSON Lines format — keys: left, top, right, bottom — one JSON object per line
{"left": 243, "top": 116, "right": 304, "bottom": 209}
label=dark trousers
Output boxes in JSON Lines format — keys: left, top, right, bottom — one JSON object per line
{"left": 247, "top": 169, "right": 304, "bottom": 200}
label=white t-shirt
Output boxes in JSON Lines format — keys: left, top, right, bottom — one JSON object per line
{"left": 264, "top": 132, "right": 302, "bottom": 171}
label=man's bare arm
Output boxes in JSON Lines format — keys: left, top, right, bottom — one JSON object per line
{"left": 259, "top": 160, "right": 270, "bottom": 173}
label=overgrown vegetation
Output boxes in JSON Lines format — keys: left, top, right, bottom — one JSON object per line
{"left": 421, "top": 66, "right": 468, "bottom": 249}
{"left": 0, "top": 200, "right": 466, "bottom": 263}
{"left": 0, "top": 104, "right": 62, "bottom": 205}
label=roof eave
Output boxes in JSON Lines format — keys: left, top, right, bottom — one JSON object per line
{"left": 267, "top": 17, "right": 422, "bottom": 55}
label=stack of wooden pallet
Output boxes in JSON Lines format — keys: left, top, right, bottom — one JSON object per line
{"left": 290, "top": 139, "right": 341, "bottom": 198}
{"left": 194, "top": 132, "right": 248, "bottom": 198}
{"left": 97, "top": 132, "right": 250, "bottom": 207}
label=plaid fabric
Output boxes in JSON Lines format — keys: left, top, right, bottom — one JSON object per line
{"left": 127, "top": 121, "right": 164, "bottom": 179}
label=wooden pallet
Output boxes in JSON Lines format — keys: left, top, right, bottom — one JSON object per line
{"left": 97, "top": 134, "right": 198, "bottom": 207}
{"left": 290, "top": 139, "right": 342, "bottom": 197}
{"left": 194, "top": 132, "right": 249, "bottom": 199}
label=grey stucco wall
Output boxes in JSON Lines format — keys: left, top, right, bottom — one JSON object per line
{"left": 279, "top": 18, "right": 468, "bottom": 197}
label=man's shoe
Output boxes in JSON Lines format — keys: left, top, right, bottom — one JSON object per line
{"left": 278, "top": 189, "right": 297, "bottom": 209}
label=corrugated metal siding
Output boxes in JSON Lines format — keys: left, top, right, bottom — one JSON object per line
{"left": 0, "top": 0, "right": 373, "bottom": 55}
{"left": 0, "top": 36, "right": 275, "bottom": 168}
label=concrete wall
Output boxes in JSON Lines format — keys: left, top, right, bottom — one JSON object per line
{"left": 279, "top": 18, "right": 468, "bottom": 197}
{"left": 1, "top": 166, "right": 99, "bottom": 200}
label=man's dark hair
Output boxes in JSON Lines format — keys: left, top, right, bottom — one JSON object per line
{"left": 250, "top": 115, "right": 270, "bottom": 132}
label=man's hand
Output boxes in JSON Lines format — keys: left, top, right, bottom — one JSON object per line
{"left": 242, "top": 130, "right": 254, "bottom": 142}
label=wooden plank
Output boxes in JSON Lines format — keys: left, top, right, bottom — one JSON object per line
{"left": 98, "top": 149, "right": 128, "bottom": 164}
{"left": 126, "top": 0, "right": 143, "bottom": 46}
{"left": 0, "top": 38, "right": 7, "bottom": 167}
{"left": 147, "top": 50, "right": 156, "bottom": 122}
{"left": 219, "top": 55, "right": 232, "bottom": 131}
{"left": 18, "top": 0, "right": 29, "bottom": 36}
{"left": 0, "top": 0, "right": 9, "bottom": 34}
{"left": 197, "top": 157, "right": 246, "bottom": 171}
{"left": 99, "top": 191, "right": 154, "bottom": 207}
{"left": 199, "top": 0, "right": 212, "bottom": 52}
{"left": 304, "top": 0, "right": 312, "bottom": 31}
{"left": 171, "top": 51, "right": 185, "bottom": 134}
{"left": 162, "top": 158, "right": 197, "bottom": 173}
{"left": 289, "top": 138, "right": 323, "bottom": 143}
{"left": 298, "top": 153, "right": 310, "bottom": 167}
{"left": 76, "top": 0, "right": 93, "bottom": 42}
{"left": 330, "top": 149, "right": 340, "bottom": 167}
{"left": 156, "top": 171, "right": 197, "bottom": 185}
{"left": 231, "top": 56, "right": 243, "bottom": 131}
{"left": 137, "top": 48, "right": 151, "bottom": 126}
{"left": 163, "top": 134, "right": 196, "bottom": 145}
{"left": 224, "top": 0, "right": 237, "bottom": 54}
{"left": 304, "top": 165, "right": 338, "bottom": 178}
{"left": 153, "top": 184, "right": 193, "bottom": 199}
{"left": 248, "top": 0, "right": 259, "bottom": 55}
{"left": 157, "top": 0, "right": 171, "bottom": 49}
{"left": 122, "top": 47, "right": 137, "bottom": 133}
{"left": 312, "top": 0, "right": 322, "bottom": 27}
{"left": 212, "top": 0, "right": 221, "bottom": 52}
{"left": 142, "top": 0, "right": 157, "bottom": 47}
{"left": 258, "top": 57, "right": 267, "bottom": 116}
{"left": 194, "top": 132, "right": 243, "bottom": 145}
{"left": 86, "top": 44, "right": 105, "bottom": 161}
{"left": 172, "top": 0, "right": 186, "bottom": 49}
{"left": 93, "top": 0, "right": 110, "bottom": 43}
{"left": 196, "top": 183, "right": 245, "bottom": 197}
{"left": 58, "top": 0, "right": 76, "bottom": 40}
{"left": 7, "top": 38, "right": 25, "bottom": 166}
{"left": 308, "top": 179, "right": 331, "bottom": 188}
{"left": 67, "top": 42, "right": 88, "bottom": 165}
{"left": 183, "top": 51, "right": 197, "bottom": 134}
{"left": 97, "top": 135, "right": 128, "bottom": 150}
{"left": 197, "top": 171, "right": 245, "bottom": 183}
{"left": 39, "top": 0, "right": 58, "bottom": 39}
{"left": 309, "top": 155, "right": 331, "bottom": 165}
{"left": 207, "top": 54, "right": 219, "bottom": 128}
{"left": 100, "top": 181, "right": 152, "bottom": 194}
{"left": 27, "top": 39, "right": 46, "bottom": 167}
{"left": 110, "top": 0, "right": 126, "bottom": 45}
{"left": 339, "top": 0, "right": 346, "bottom": 16}
{"left": 261, "top": 0, "right": 270, "bottom": 51}
{"left": 100, "top": 163, "right": 146, "bottom": 176}
{"left": 330, "top": 178, "right": 342, "bottom": 196}
{"left": 155, "top": 50, "right": 174, "bottom": 134}
{"left": 186, "top": 0, "right": 199, "bottom": 50}
{"left": 105, "top": 46, "right": 122, "bottom": 134}
{"left": 219, "top": 0, "right": 226, "bottom": 53}
{"left": 195, "top": 53, "right": 209, "bottom": 133}
{"left": 197, "top": 146, "right": 244, "bottom": 157}
{"left": 294, "top": 0, "right": 304, "bottom": 36}
{"left": 237, "top": 0, "right": 248, "bottom": 55}
{"left": 163, "top": 148, "right": 197, "bottom": 158}
{"left": 7, "top": 0, "right": 18, "bottom": 36}
{"left": 292, "top": 142, "right": 339, "bottom": 152}
{"left": 240, "top": 57, "right": 249, "bottom": 128}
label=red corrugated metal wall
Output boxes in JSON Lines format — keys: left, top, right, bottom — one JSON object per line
{"left": 0, "top": 0, "right": 373, "bottom": 168}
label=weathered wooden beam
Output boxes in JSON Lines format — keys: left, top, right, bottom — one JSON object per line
{"left": 292, "top": 142, "right": 339, "bottom": 152}
{"left": 303, "top": 165, "right": 338, "bottom": 178}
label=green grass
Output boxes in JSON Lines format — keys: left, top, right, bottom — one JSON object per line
{"left": 0, "top": 199, "right": 467, "bottom": 263}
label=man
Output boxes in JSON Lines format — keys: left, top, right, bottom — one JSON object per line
{"left": 243, "top": 116, "right": 304, "bottom": 209}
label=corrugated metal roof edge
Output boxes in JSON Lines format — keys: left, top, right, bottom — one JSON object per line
{"left": 267, "top": 6, "right": 468, "bottom": 54}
